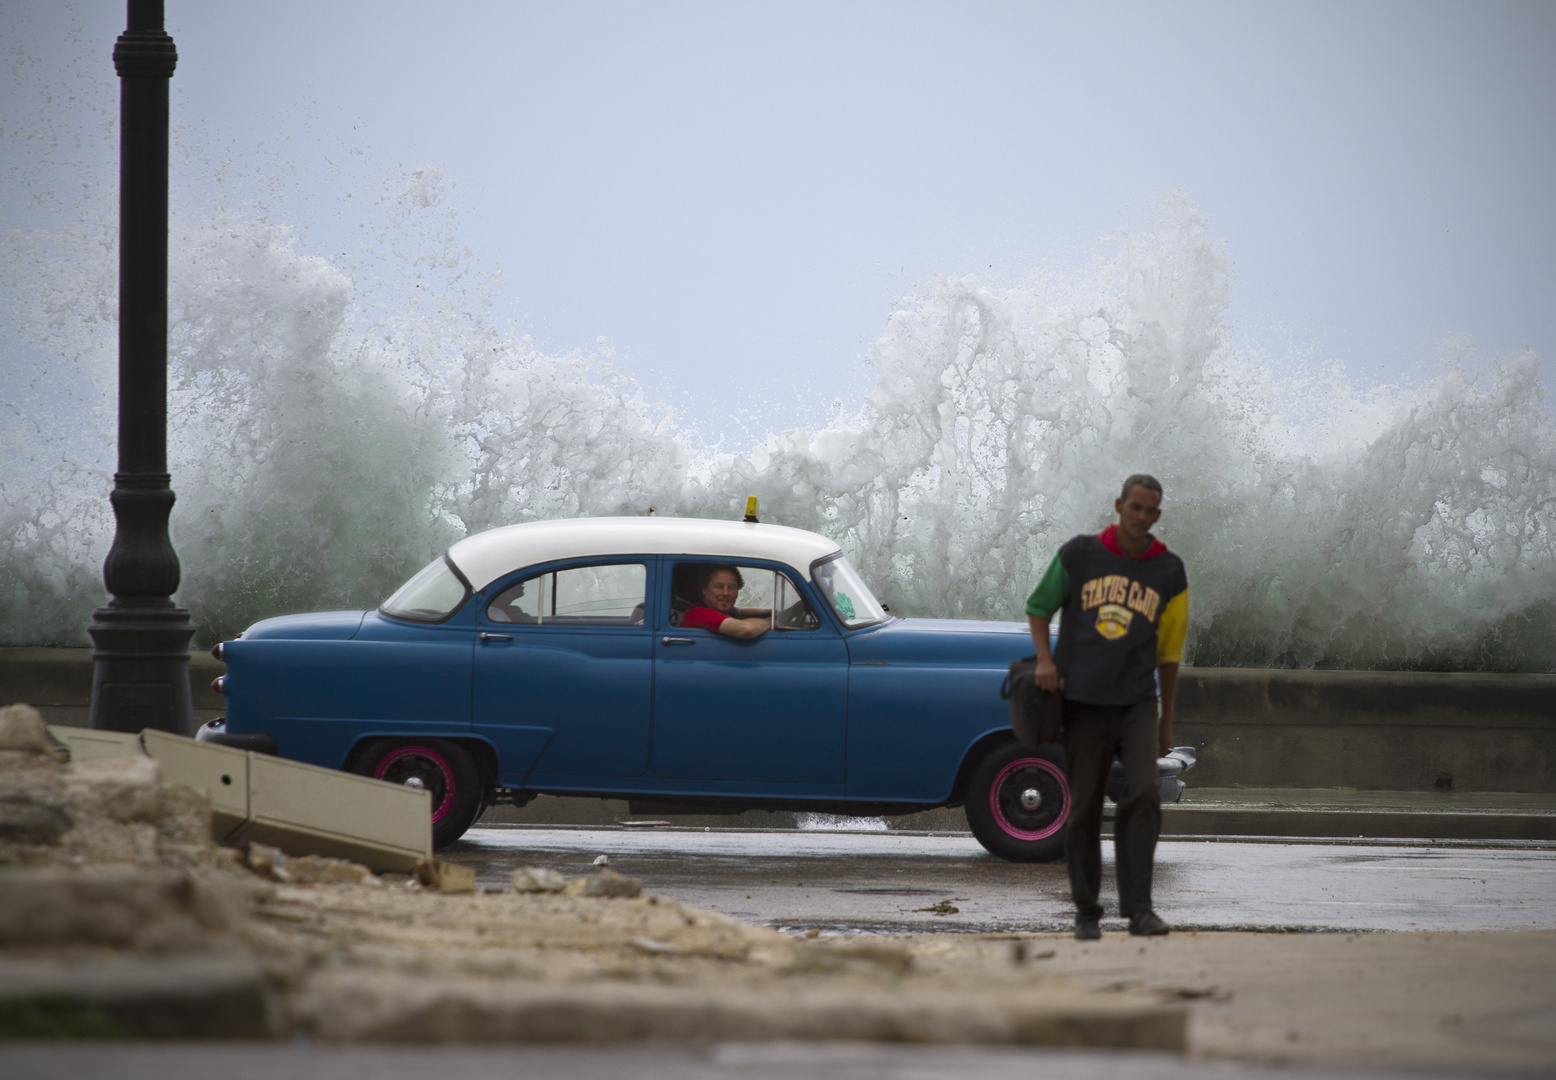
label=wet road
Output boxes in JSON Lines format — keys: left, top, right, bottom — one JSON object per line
{"left": 448, "top": 826, "right": 1556, "bottom": 934}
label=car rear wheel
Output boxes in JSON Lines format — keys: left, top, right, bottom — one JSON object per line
{"left": 964, "top": 740, "right": 1070, "bottom": 863}
{"left": 355, "top": 738, "right": 482, "bottom": 850}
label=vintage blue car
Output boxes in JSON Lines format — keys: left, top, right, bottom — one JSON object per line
{"left": 202, "top": 516, "right": 1195, "bottom": 860}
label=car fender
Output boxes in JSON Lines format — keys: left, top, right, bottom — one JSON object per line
{"left": 948, "top": 728, "right": 1022, "bottom": 806}
{"left": 343, "top": 731, "right": 516, "bottom": 793}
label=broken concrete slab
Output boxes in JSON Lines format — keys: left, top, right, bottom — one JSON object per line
{"left": 288, "top": 854, "right": 379, "bottom": 886}
{"left": 140, "top": 728, "right": 249, "bottom": 837}
{"left": 60, "top": 754, "right": 163, "bottom": 822}
{"left": 41, "top": 722, "right": 431, "bottom": 873}
{"left": 509, "top": 866, "right": 566, "bottom": 893}
{"left": 0, "top": 717, "right": 221, "bottom": 871}
{"left": 415, "top": 858, "right": 476, "bottom": 894}
{"left": 0, "top": 703, "right": 55, "bottom": 754}
{"left": 45, "top": 724, "right": 141, "bottom": 764}
{"left": 237, "top": 750, "right": 429, "bottom": 872}
{"left": 574, "top": 870, "right": 642, "bottom": 898}
{"left": 243, "top": 842, "right": 292, "bottom": 882}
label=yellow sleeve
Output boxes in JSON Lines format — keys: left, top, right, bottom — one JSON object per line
{"left": 1156, "top": 589, "right": 1188, "bottom": 664}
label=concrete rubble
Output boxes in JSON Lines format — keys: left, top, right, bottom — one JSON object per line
{"left": 510, "top": 865, "right": 567, "bottom": 893}
{"left": 0, "top": 705, "right": 219, "bottom": 871}
{"left": 5, "top": 700, "right": 1553, "bottom": 1068}
{"left": 414, "top": 856, "right": 477, "bottom": 894}
{"left": 0, "top": 702, "right": 1183, "bottom": 1049}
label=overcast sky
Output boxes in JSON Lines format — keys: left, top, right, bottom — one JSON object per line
{"left": 5, "top": 0, "right": 1554, "bottom": 439}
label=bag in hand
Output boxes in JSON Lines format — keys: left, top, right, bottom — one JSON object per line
{"left": 1000, "top": 656, "right": 1064, "bottom": 748}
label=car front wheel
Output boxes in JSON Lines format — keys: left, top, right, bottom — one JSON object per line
{"left": 964, "top": 740, "right": 1071, "bottom": 863}
{"left": 355, "top": 738, "right": 482, "bottom": 850}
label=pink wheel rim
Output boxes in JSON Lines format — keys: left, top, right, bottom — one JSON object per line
{"left": 989, "top": 756, "right": 1070, "bottom": 841}
{"left": 374, "top": 745, "right": 456, "bottom": 822}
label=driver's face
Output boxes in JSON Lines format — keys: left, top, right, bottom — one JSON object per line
{"left": 701, "top": 570, "right": 741, "bottom": 613}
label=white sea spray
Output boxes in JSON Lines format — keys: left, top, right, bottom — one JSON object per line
{"left": 1, "top": 62, "right": 1552, "bottom": 668}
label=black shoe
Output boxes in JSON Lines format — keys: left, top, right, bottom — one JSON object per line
{"left": 1128, "top": 911, "right": 1170, "bottom": 936}
{"left": 1074, "top": 916, "right": 1102, "bottom": 941}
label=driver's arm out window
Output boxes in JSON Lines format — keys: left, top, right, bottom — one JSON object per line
{"left": 670, "top": 563, "right": 818, "bottom": 631}
{"left": 487, "top": 564, "right": 646, "bottom": 626}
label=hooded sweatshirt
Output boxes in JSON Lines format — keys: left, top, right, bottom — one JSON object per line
{"left": 1024, "top": 525, "right": 1189, "bottom": 706}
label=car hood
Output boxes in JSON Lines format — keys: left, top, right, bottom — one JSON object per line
{"left": 846, "top": 617, "right": 1032, "bottom": 667}
{"left": 239, "top": 610, "right": 367, "bottom": 641}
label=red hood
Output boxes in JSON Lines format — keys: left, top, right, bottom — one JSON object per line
{"left": 1099, "top": 523, "right": 1168, "bottom": 560}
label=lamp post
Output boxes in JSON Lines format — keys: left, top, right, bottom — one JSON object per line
{"left": 88, "top": 0, "right": 194, "bottom": 735}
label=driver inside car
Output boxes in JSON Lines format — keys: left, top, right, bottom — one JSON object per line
{"left": 679, "top": 565, "right": 773, "bottom": 639}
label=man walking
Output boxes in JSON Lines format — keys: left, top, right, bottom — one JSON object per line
{"left": 1025, "top": 474, "right": 1189, "bottom": 939}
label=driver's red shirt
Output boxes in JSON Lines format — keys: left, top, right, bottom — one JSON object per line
{"left": 681, "top": 606, "right": 735, "bottom": 632}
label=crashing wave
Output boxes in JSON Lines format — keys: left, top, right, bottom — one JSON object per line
{"left": 2, "top": 151, "right": 1552, "bottom": 669}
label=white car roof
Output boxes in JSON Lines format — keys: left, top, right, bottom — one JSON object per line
{"left": 446, "top": 516, "right": 844, "bottom": 591}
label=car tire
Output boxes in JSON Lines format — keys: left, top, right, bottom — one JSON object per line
{"left": 355, "top": 738, "right": 482, "bottom": 850}
{"left": 964, "top": 740, "right": 1071, "bottom": 863}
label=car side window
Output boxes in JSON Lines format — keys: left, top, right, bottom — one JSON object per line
{"left": 772, "top": 571, "right": 820, "bottom": 630}
{"left": 487, "top": 563, "right": 646, "bottom": 626}
{"left": 669, "top": 563, "right": 819, "bottom": 631}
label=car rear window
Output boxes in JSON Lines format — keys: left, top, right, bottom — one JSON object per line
{"left": 488, "top": 563, "right": 647, "bottom": 626}
{"left": 381, "top": 556, "right": 470, "bottom": 623}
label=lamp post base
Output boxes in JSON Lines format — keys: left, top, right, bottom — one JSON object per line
{"left": 87, "top": 602, "right": 195, "bottom": 735}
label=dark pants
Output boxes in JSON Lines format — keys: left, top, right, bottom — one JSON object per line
{"left": 1062, "top": 697, "right": 1162, "bottom": 920}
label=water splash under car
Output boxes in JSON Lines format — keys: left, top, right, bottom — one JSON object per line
{"left": 201, "top": 516, "right": 1195, "bottom": 858}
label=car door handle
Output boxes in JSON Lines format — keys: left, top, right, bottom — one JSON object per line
{"left": 480, "top": 632, "right": 513, "bottom": 643}
{"left": 660, "top": 636, "right": 696, "bottom": 646}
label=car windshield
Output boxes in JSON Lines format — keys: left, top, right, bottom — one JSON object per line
{"left": 811, "top": 554, "right": 889, "bottom": 628}
{"left": 381, "top": 556, "right": 469, "bottom": 622}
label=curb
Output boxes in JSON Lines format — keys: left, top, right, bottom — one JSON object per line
{"left": 1159, "top": 805, "right": 1556, "bottom": 842}
{"left": 483, "top": 794, "right": 1556, "bottom": 843}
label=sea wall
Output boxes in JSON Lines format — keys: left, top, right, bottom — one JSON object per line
{"left": 1176, "top": 668, "right": 1556, "bottom": 793}
{"left": 4, "top": 648, "right": 1552, "bottom": 794}
{"left": 0, "top": 648, "right": 226, "bottom": 731}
